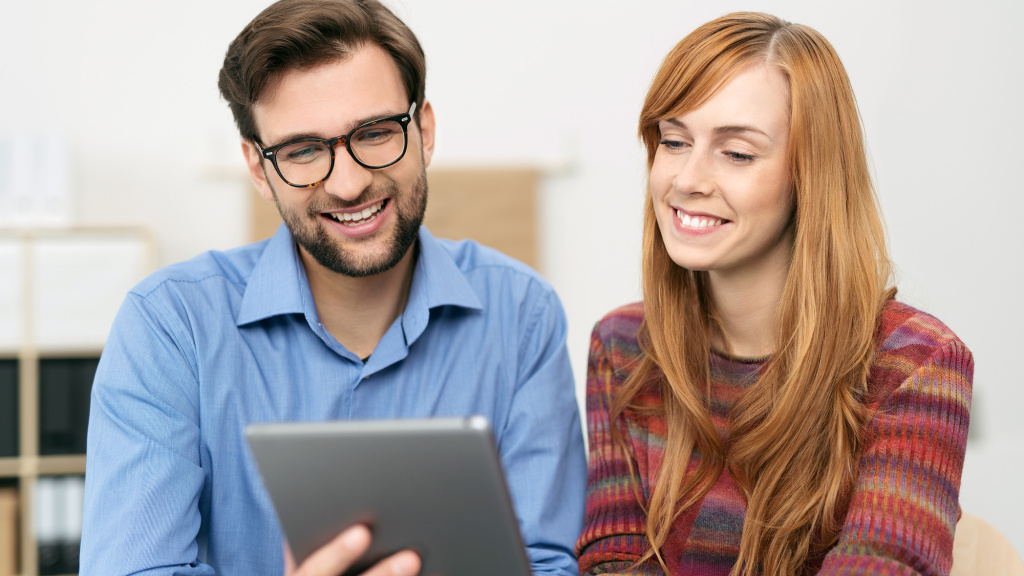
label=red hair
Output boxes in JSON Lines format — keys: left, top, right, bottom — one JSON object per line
{"left": 615, "top": 12, "right": 895, "bottom": 575}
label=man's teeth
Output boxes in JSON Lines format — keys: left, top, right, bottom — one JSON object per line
{"left": 329, "top": 200, "right": 385, "bottom": 225}
{"left": 676, "top": 209, "right": 723, "bottom": 229}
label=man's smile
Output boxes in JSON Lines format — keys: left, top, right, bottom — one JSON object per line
{"left": 324, "top": 199, "right": 388, "bottom": 226}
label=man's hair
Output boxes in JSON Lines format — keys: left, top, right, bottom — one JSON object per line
{"left": 218, "top": 0, "right": 426, "bottom": 143}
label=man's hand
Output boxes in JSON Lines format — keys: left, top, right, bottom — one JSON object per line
{"left": 284, "top": 525, "right": 422, "bottom": 576}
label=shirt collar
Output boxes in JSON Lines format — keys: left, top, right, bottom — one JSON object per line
{"left": 236, "top": 223, "right": 308, "bottom": 326}
{"left": 236, "top": 224, "right": 482, "bottom": 328}
{"left": 408, "top": 226, "right": 483, "bottom": 313}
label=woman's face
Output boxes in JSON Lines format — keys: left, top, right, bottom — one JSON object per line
{"left": 650, "top": 61, "right": 795, "bottom": 283}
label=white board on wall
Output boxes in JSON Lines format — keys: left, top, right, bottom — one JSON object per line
{"left": 0, "top": 238, "right": 24, "bottom": 351}
{"left": 30, "top": 232, "right": 151, "bottom": 350}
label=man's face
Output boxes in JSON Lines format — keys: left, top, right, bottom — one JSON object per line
{"left": 243, "top": 45, "right": 435, "bottom": 278}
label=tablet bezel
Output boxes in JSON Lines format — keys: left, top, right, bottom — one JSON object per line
{"left": 245, "top": 416, "right": 532, "bottom": 576}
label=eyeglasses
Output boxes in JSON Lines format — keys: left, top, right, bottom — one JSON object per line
{"left": 255, "top": 102, "right": 417, "bottom": 188}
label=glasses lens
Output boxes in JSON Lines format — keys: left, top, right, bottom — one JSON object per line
{"left": 350, "top": 120, "right": 407, "bottom": 168}
{"left": 275, "top": 141, "right": 332, "bottom": 186}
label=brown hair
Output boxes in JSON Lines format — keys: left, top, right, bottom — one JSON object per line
{"left": 218, "top": 0, "right": 426, "bottom": 142}
{"left": 615, "top": 12, "right": 895, "bottom": 576}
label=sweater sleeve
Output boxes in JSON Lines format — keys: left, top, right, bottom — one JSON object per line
{"left": 818, "top": 338, "right": 973, "bottom": 576}
{"left": 576, "top": 323, "right": 665, "bottom": 576}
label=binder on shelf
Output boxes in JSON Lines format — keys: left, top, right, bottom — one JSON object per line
{"left": 0, "top": 137, "right": 11, "bottom": 221}
{"left": 39, "top": 358, "right": 98, "bottom": 456}
{"left": 34, "top": 476, "right": 83, "bottom": 576}
{"left": 0, "top": 486, "right": 17, "bottom": 576}
{"left": 0, "top": 132, "right": 73, "bottom": 228}
{"left": 36, "top": 134, "right": 74, "bottom": 228}
{"left": 35, "top": 477, "right": 62, "bottom": 576}
{"left": 59, "top": 476, "right": 84, "bottom": 574}
{"left": 0, "top": 134, "right": 33, "bottom": 228}
{"left": 0, "top": 361, "right": 17, "bottom": 458}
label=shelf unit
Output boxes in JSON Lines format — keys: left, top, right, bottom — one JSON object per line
{"left": 0, "top": 227, "right": 153, "bottom": 576}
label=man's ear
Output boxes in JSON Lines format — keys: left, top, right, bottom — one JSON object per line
{"left": 416, "top": 100, "right": 436, "bottom": 168}
{"left": 242, "top": 140, "right": 276, "bottom": 202}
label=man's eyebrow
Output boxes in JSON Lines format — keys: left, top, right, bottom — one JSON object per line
{"left": 264, "top": 109, "right": 405, "bottom": 148}
{"left": 264, "top": 131, "right": 321, "bottom": 148}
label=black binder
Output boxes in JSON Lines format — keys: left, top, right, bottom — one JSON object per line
{"left": 39, "top": 357, "right": 98, "bottom": 456}
{"left": 0, "top": 360, "right": 17, "bottom": 458}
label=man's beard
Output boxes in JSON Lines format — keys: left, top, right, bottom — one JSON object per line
{"left": 271, "top": 170, "right": 427, "bottom": 278}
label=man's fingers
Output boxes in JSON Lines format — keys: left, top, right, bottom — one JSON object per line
{"left": 285, "top": 524, "right": 420, "bottom": 576}
{"left": 361, "top": 550, "right": 421, "bottom": 576}
{"left": 292, "top": 524, "right": 373, "bottom": 576}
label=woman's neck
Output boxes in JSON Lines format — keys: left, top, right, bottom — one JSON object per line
{"left": 706, "top": 242, "right": 792, "bottom": 358}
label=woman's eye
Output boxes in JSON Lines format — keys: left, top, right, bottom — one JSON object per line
{"left": 725, "top": 151, "right": 755, "bottom": 162}
{"left": 659, "top": 139, "right": 689, "bottom": 150}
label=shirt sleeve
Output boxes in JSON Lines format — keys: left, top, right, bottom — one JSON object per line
{"left": 496, "top": 284, "right": 588, "bottom": 576}
{"left": 818, "top": 339, "right": 973, "bottom": 576}
{"left": 576, "top": 323, "right": 665, "bottom": 576}
{"left": 80, "top": 291, "right": 215, "bottom": 576}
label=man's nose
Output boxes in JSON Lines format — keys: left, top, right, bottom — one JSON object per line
{"left": 322, "top": 145, "right": 374, "bottom": 201}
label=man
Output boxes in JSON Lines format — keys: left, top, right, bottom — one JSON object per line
{"left": 80, "top": 1, "right": 586, "bottom": 574}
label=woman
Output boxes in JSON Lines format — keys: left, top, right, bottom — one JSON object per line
{"left": 576, "top": 12, "right": 972, "bottom": 576}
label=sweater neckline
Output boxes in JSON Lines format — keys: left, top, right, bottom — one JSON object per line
{"left": 710, "top": 346, "right": 772, "bottom": 365}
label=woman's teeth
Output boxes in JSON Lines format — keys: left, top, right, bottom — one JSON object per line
{"left": 676, "top": 209, "right": 723, "bottom": 229}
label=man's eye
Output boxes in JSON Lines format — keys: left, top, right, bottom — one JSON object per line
{"left": 283, "top": 144, "right": 326, "bottom": 163}
{"left": 356, "top": 128, "right": 395, "bottom": 143}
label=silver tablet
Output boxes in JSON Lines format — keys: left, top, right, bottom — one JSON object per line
{"left": 245, "top": 416, "right": 532, "bottom": 576}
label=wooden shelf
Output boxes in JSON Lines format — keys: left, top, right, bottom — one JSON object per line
{"left": 1, "top": 226, "right": 155, "bottom": 576}
{"left": 36, "top": 348, "right": 104, "bottom": 359}
{"left": 36, "top": 456, "right": 87, "bottom": 477}
{"left": 0, "top": 458, "right": 18, "bottom": 478}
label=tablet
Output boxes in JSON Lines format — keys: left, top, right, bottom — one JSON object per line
{"left": 245, "top": 416, "right": 532, "bottom": 576}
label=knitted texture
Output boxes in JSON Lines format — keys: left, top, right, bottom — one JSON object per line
{"left": 576, "top": 300, "right": 973, "bottom": 576}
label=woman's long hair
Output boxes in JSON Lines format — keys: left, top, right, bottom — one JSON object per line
{"left": 612, "top": 12, "right": 895, "bottom": 576}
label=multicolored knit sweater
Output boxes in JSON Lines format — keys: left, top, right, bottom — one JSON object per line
{"left": 576, "top": 300, "right": 973, "bottom": 576}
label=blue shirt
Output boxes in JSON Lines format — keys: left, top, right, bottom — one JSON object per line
{"left": 81, "top": 225, "right": 586, "bottom": 576}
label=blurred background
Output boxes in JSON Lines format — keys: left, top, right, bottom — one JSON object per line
{"left": 1, "top": 0, "right": 1021, "bottom": 570}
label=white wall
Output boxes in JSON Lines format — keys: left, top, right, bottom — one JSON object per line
{"left": 3, "top": 0, "right": 1022, "bottom": 553}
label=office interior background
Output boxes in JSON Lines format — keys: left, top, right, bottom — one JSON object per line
{"left": 1, "top": 0, "right": 1022, "bottom": 570}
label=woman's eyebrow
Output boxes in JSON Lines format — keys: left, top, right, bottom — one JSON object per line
{"left": 713, "top": 124, "right": 774, "bottom": 142}
{"left": 661, "top": 118, "right": 774, "bottom": 143}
